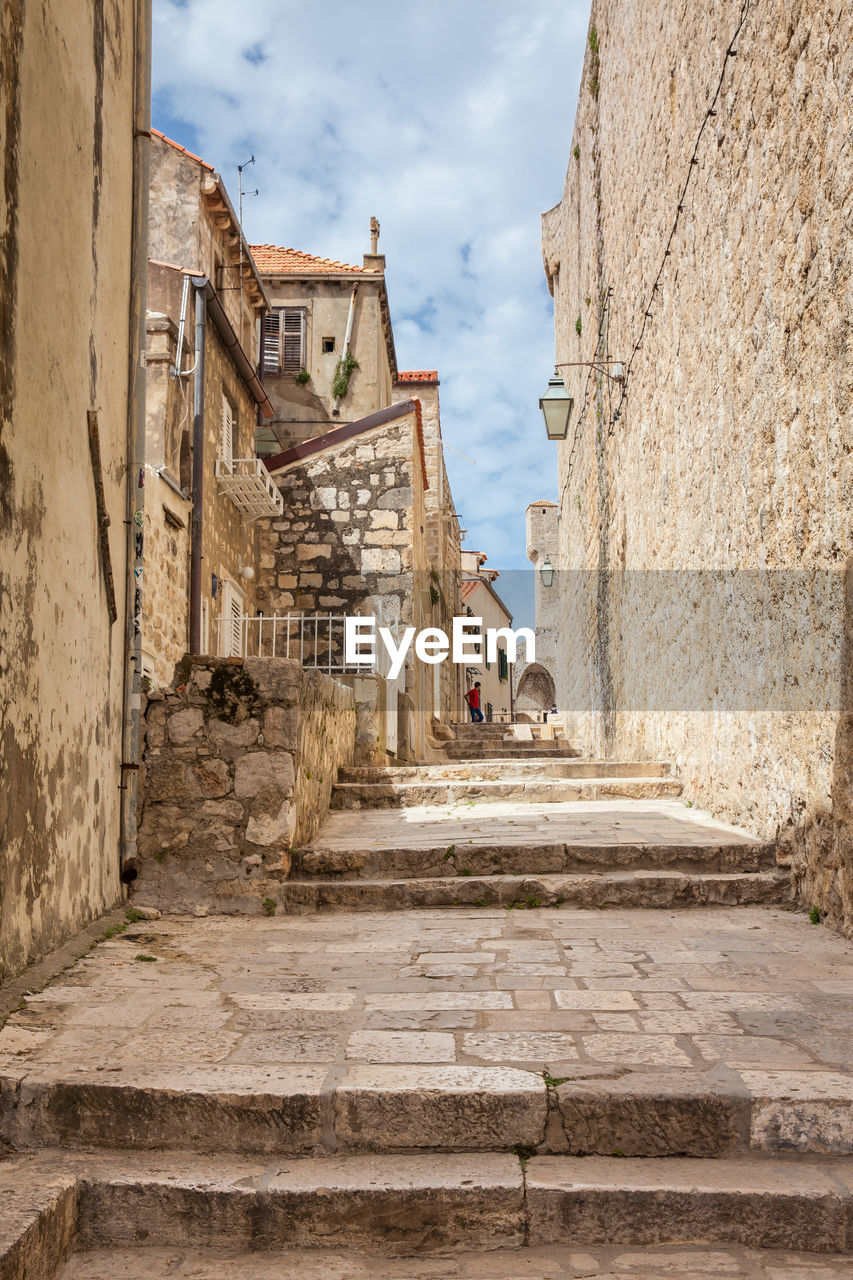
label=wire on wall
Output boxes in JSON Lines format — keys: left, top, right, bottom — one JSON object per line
{"left": 607, "top": 0, "right": 753, "bottom": 436}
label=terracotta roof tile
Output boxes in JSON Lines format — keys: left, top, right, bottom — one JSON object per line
{"left": 461, "top": 580, "right": 480, "bottom": 602}
{"left": 396, "top": 370, "right": 439, "bottom": 384}
{"left": 250, "top": 245, "right": 366, "bottom": 275}
{"left": 151, "top": 128, "right": 214, "bottom": 172}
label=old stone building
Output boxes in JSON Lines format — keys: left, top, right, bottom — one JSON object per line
{"left": 392, "top": 371, "right": 463, "bottom": 727}
{"left": 251, "top": 230, "right": 396, "bottom": 455}
{"left": 0, "top": 0, "right": 149, "bottom": 979}
{"left": 460, "top": 550, "right": 514, "bottom": 723}
{"left": 257, "top": 400, "right": 434, "bottom": 762}
{"left": 143, "top": 131, "right": 280, "bottom": 687}
{"left": 514, "top": 499, "right": 559, "bottom": 718}
{"left": 543, "top": 0, "right": 853, "bottom": 932}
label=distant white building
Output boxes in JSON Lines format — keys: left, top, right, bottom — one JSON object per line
{"left": 514, "top": 500, "right": 559, "bottom": 718}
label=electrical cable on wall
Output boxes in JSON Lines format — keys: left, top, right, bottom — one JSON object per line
{"left": 558, "top": 0, "right": 753, "bottom": 502}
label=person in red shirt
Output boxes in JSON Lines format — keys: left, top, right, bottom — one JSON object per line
{"left": 464, "top": 681, "right": 484, "bottom": 722}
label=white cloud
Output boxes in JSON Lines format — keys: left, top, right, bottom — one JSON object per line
{"left": 152, "top": 0, "right": 591, "bottom": 568}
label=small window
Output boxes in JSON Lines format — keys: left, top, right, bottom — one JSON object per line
{"left": 221, "top": 394, "right": 234, "bottom": 465}
{"left": 498, "top": 647, "right": 509, "bottom": 682}
{"left": 322, "top": 337, "right": 335, "bottom": 353}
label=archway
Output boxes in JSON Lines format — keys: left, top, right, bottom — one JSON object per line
{"left": 516, "top": 663, "right": 556, "bottom": 713}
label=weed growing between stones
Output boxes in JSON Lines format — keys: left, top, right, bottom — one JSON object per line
{"left": 134, "top": 954, "right": 157, "bottom": 963}
{"left": 809, "top": 905, "right": 821, "bottom": 924}
{"left": 543, "top": 1074, "right": 571, "bottom": 1088}
{"left": 262, "top": 898, "right": 277, "bottom": 917}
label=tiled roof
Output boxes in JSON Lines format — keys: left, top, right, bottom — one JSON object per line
{"left": 151, "top": 128, "right": 214, "bottom": 172}
{"left": 250, "top": 245, "right": 366, "bottom": 275}
{"left": 460, "top": 580, "right": 481, "bottom": 602}
{"left": 396, "top": 370, "right": 439, "bottom": 384}
{"left": 528, "top": 499, "right": 557, "bottom": 508}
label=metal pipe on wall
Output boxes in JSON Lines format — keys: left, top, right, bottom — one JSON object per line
{"left": 119, "top": 0, "right": 152, "bottom": 884}
{"left": 189, "top": 277, "right": 208, "bottom": 654}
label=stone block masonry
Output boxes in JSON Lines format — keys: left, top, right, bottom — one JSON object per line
{"left": 543, "top": 0, "right": 853, "bottom": 935}
{"left": 135, "top": 657, "right": 355, "bottom": 913}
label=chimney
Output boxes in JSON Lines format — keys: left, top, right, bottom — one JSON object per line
{"left": 363, "top": 215, "right": 385, "bottom": 272}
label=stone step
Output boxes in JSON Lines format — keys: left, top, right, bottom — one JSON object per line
{"left": 55, "top": 1244, "right": 853, "bottom": 1278}
{"left": 294, "top": 838, "right": 777, "bottom": 879}
{"left": 5, "top": 1151, "right": 853, "bottom": 1267}
{"left": 443, "top": 745, "right": 582, "bottom": 759}
{"left": 338, "top": 761, "right": 674, "bottom": 783}
{"left": 331, "top": 776, "right": 684, "bottom": 809}
{"left": 279, "top": 869, "right": 788, "bottom": 913}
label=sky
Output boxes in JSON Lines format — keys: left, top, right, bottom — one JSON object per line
{"left": 151, "top": 0, "right": 591, "bottom": 579}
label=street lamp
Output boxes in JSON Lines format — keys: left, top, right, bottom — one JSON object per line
{"left": 539, "top": 556, "right": 554, "bottom": 587}
{"left": 539, "top": 370, "right": 574, "bottom": 440}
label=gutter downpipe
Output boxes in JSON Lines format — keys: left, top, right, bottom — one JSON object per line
{"left": 189, "top": 278, "right": 208, "bottom": 655}
{"left": 332, "top": 283, "right": 359, "bottom": 415}
{"left": 119, "top": 0, "right": 152, "bottom": 885}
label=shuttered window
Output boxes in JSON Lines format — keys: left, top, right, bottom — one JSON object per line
{"left": 262, "top": 308, "right": 307, "bottom": 375}
{"left": 498, "top": 647, "right": 509, "bottom": 682}
{"left": 221, "top": 395, "right": 234, "bottom": 464}
{"left": 282, "top": 308, "right": 306, "bottom": 373}
{"left": 263, "top": 312, "right": 281, "bottom": 375}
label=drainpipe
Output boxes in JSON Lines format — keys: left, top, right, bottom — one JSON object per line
{"left": 332, "top": 283, "right": 358, "bottom": 415}
{"left": 189, "top": 277, "right": 208, "bottom": 654}
{"left": 119, "top": 0, "right": 152, "bottom": 885}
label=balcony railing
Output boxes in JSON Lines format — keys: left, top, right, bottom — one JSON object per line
{"left": 214, "top": 457, "right": 283, "bottom": 520}
{"left": 214, "top": 611, "right": 405, "bottom": 676}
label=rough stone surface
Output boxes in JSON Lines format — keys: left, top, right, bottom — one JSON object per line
{"left": 54, "top": 1244, "right": 853, "bottom": 1278}
{"left": 136, "top": 658, "right": 354, "bottom": 912}
{"left": 542, "top": 0, "right": 853, "bottom": 935}
{"left": 1, "top": 906, "right": 851, "bottom": 1158}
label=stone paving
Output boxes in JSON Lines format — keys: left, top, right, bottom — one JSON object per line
{"left": 1, "top": 904, "right": 851, "bottom": 1156}
{"left": 56, "top": 1243, "right": 853, "bottom": 1278}
{"left": 308, "top": 797, "right": 762, "bottom": 851}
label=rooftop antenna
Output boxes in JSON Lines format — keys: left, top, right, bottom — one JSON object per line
{"left": 237, "top": 156, "right": 258, "bottom": 310}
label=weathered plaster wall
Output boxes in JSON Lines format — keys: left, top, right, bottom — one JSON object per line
{"left": 259, "top": 276, "right": 394, "bottom": 451}
{"left": 135, "top": 656, "right": 355, "bottom": 913}
{"left": 544, "top": 0, "right": 853, "bottom": 931}
{"left": 0, "top": 0, "right": 137, "bottom": 978}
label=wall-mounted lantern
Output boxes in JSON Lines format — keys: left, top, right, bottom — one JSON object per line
{"left": 539, "top": 371, "right": 574, "bottom": 440}
{"left": 539, "top": 555, "right": 554, "bottom": 587}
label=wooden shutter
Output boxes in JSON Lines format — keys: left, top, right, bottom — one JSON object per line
{"left": 263, "top": 311, "right": 281, "bottom": 375}
{"left": 282, "top": 309, "right": 306, "bottom": 373}
{"left": 221, "top": 395, "right": 234, "bottom": 464}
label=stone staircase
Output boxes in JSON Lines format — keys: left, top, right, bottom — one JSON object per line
{"left": 1, "top": 729, "right": 849, "bottom": 1277}
{"left": 284, "top": 725, "right": 785, "bottom": 914}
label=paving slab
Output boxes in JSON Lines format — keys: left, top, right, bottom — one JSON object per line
{"left": 0, "top": 906, "right": 851, "bottom": 1156}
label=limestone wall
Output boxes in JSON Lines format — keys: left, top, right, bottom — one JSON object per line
{"left": 135, "top": 656, "right": 355, "bottom": 913}
{"left": 543, "top": 0, "right": 853, "bottom": 931}
{"left": 0, "top": 0, "right": 139, "bottom": 979}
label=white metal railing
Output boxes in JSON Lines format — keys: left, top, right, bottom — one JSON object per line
{"left": 214, "top": 611, "right": 403, "bottom": 675}
{"left": 214, "top": 457, "right": 284, "bottom": 520}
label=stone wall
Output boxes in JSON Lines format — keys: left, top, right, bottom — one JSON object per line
{"left": 259, "top": 402, "right": 431, "bottom": 759}
{"left": 543, "top": 0, "right": 853, "bottom": 931}
{"left": 135, "top": 656, "right": 355, "bottom": 913}
{"left": 0, "top": 0, "right": 140, "bottom": 979}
